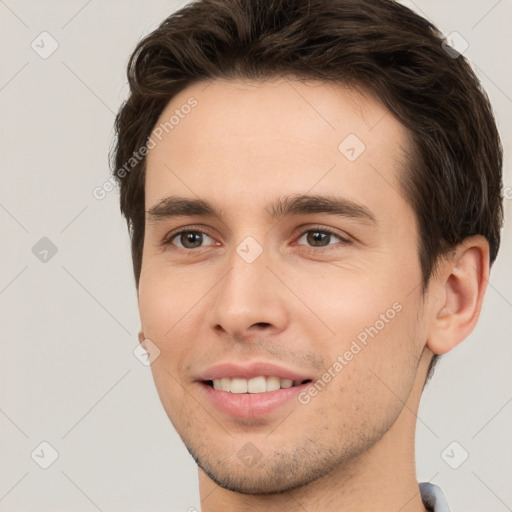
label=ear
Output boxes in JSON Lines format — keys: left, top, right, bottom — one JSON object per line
{"left": 138, "top": 327, "right": 145, "bottom": 344}
{"left": 426, "top": 235, "right": 490, "bottom": 355}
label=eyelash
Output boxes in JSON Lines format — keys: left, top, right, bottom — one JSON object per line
{"left": 161, "top": 225, "right": 352, "bottom": 253}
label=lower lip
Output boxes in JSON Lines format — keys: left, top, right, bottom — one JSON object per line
{"left": 199, "top": 381, "right": 310, "bottom": 419}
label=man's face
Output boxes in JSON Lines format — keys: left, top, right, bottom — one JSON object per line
{"left": 138, "top": 78, "right": 431, "bottom": 493}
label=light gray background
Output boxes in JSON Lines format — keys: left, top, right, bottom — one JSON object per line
{"left": 0, "top": 1, "right": 510, "bottom": 511}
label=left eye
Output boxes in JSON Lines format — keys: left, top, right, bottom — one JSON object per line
{"left": 296, "top": 229, "right": 347, "bottom": 249}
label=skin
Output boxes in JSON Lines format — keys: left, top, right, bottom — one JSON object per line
{"left": 137, "top": 78, "right": 489, "bottom": 512}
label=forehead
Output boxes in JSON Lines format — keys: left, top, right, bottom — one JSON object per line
{"left": 145, "top": 78, "right": 412, "bottom": 225}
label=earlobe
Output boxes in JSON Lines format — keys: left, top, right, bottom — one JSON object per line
{"left": 426, "top": 236, "right": 490, "bottom": 355}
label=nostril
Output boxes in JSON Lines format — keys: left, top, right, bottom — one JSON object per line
{"left": 253, "top": 322, "right": 271, "bottom": 328}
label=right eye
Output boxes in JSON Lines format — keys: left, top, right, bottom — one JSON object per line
{"left": 163, "top": 229, "right": 217, "bottom": 251}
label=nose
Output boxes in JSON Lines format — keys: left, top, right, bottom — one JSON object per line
{"left": 206, "top": 244, "right": 289, "bottom": 341}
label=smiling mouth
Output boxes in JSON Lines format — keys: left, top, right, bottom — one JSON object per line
{"left": 204, "top": 377, "right": 312, "bottom": 394}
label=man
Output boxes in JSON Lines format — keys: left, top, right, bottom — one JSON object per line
{"left": 111, "top": 0, "right": 503, "bottom": 510}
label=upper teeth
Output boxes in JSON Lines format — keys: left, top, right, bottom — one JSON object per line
{"left": 212, "top": 376, "right": 304, "bottom": 393}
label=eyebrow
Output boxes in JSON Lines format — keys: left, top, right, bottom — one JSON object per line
{"left": 146, "top": 194, "right": 377, "bottom": 225}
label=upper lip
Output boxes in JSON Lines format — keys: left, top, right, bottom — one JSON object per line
{"left": 196, "top": 361, "right": 313, "bottom": 382}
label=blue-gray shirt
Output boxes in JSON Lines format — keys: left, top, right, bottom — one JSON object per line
{"left": 420, "top": 482, "right": 451, "bottom": 512}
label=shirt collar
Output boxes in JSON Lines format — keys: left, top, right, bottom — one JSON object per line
{"left": 419, "top": 482, "right": 452, "bottom": 512}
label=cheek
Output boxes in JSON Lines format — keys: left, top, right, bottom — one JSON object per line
{"left": 295, "top": 268, "right": 421, "bottom": 398}
{"left": 137, "top": 267, "right": 203, "bottom": 377}
{"left": 138, "top": 271, "right": 200, "bottom": 423}
{"left": 291, "top": 264, "right": 407, "bottom": 344}
{"left": 138, "top": 261, "right": 204, "bottom": 332}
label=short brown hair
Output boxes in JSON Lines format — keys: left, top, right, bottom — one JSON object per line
{"left": 111, "top": 0, "right": 503, "bottom": 381}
